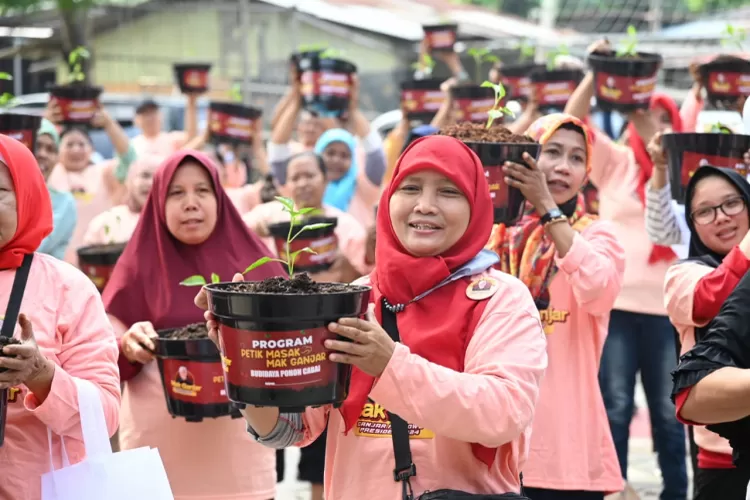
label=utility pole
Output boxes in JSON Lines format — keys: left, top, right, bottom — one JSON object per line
{"left": 239, "top": 0, "right": 252, "bottom": 102}
{"left": 649, "top": 0, "right": 663, "bottom": 32}
{"left": 12, "top": 37, "right": 22, "bottom": 95}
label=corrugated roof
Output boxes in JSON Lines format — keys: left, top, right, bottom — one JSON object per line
{"left": 257, "top": 0, "right": 574, "bottom": 42}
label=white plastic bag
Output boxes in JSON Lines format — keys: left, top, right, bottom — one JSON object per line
{"left": 41, "top": 378, "right": 174, "bottom": 500}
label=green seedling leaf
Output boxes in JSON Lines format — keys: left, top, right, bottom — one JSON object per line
{"left": 0, "top": 73, "right": 12, "bottom": 81}
{"left": 617, "top": 25, "right": 639, "bottom": 58}
{"left": 180, "top": 275, "right": 207, "bottom": 286}
{"left": 275, "top": 196, "right": 295, "bottom": 211}
{"left": 299, "top": 222, "right": 334, "bottom": 232}
{"left": 297, "top": 207, "right": 322, "bottom": 216}
{"left": 482, "top": 80, "right": 514, "bottom": 128}
{"left": 211, "top": 273, "right": 221, "bottom": 283}
{"left": 468, "top": 47, "right": 499, "bottom": 82}
{"left": 244, "top": 256, "right": 276, "bottom": 274}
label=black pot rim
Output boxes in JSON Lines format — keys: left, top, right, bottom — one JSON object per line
{"left": 174, "top": 63, "right": 212, "bottom": 70}
{"left": 422, "top": 23, "right": 458, "bottom": 31}
{"left": 205, "top": 281, "right": 371, "bottom": 298}
{"left": 587, "top": 51, "right": 663, "bottom": 65}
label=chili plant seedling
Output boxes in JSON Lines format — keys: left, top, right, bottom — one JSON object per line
{"left": 721, "top": 24, "right": 747, "bottom": 51}
{"left": 481, "top": 80, "right": 514, "bottom": 128}
{"left": 467, "top": 48, "right": 500, "bottom": 82}
{"left": 229, "top": 83, "right": 243, "bottom": 102}
{"left": 180, "top": 196, "right": 333, "bottom": 286}
{"left": 411, "top": 53, "right": 436, "bottom": 75}
{"left": 616, "top": 25, "right": 639, "bottom": 58}
{"left": 515, "top": 40, "right": 537, "bottom": 63}
{"left": 319, "top": 48, "right": 344, "bottom": 59}
{"left": 710, "top": 122, "right": 734, "bottom": 134}
{"left": 67, "top": 46, "right": 90, "bottom": 83}
{"left": 546, "top": 44, "right": 570, "bottom": 71}
{"left": 0, "top": 73, "right": 15, "bottom": 108}
{"left": 298, "top": 43, "right": 328, "bottom": 53}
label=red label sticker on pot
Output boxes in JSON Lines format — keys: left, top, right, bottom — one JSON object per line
{"left": 301, "top": 71, "right": 351, "bottom": 98}
{"left": 274, "top": 234, "right": 338, "bottom": 268}
{"left": 209, "top": 110, "right": 254, "bottom": 141}
{"left": 595, "top": 72, "right": 657, "bottom": 105}
{"left": 183, "top": 69, "right": 208, "bottom": 89}
{"left": 219, "top": 325, "right": 337, "bottom": 390}
{"left": 484, "top": 165, "right": 509, "bottom": 209}
{"left": 55, "top": 97, "right": 98, "bottom": 122}
{"left": 401, "top": 89, "right": 444, "bottom": 114}
{"left": 533, "top": 81, "right": 577, "bottom": 106}
{"left": 454, "top": 97, "right": 495, "bottom": 123}
{"left": 501, "top": 76, "right": 531, "bottom": 100}
{"left": 425, "top": 30, "right": 456, "bottom": 50}
{"left": 161, "top": 358, "right": 228, "bottom": 405}
{"left": 707, "top": 72, "right": 750, "bottom": 96}
{"left": 79, "top": 263, "right": 115, "bottom": 292}
{"left": 681, "top": 151, "right": 748, "bottom": 187}
{"left": 1, "top": 130, "right": 33, "bottom": 150}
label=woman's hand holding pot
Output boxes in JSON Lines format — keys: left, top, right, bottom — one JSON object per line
{"left": 121, "top": 322, "right": 158, "bottom": 364}
{"left": 44, "top": 99, "right": 64, "bottom": 124}
{"left": 0, "top": 314, "right": 55, "bottom": 394}
{"left": 587, "top": 38, "right": 611, "bottom": 55}
{"left": 325, "top": 303, "right": 396, "bottom": 377}
{"left": 647, "top": 132, "right": 667, "bottom": 170}
{"left": 199, "top": 272, "right": 245, "bottom": 349}
{"left": 743, "top": 149, "right": 750, "bottom": 169}
{"left": 503, "top": 152, "right": 555, "bottom": 213}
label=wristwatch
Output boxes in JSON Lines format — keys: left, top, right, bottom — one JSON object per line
{"left": 540, "top": 208, "right": 566, "bottom": 225}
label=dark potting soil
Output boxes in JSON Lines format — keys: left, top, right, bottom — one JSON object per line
{"left": 440, "top": 122, "right": 535, "bottom": 144}
{"left": 227, "top": 273, "right": 353, "bottom": 295}
{"left": 164, "top": 323, "right": 209, "bottom": 340}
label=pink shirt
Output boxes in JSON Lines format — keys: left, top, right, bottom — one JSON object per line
{"left": 131, "top": 132, "right": 185, "bottom": 158}
{"left": 664, "top": 261, "right": 733, "bottom": 456}
{"left": 680, "top": 92, "right": 704, "bottom": 133}
{"left": 295, "top": 269, "right": 547, "bottom": 499}
{"left": 242, "top": 201, "right": 372, "bottom": 277}
{"left": 47, "top": 161, "right": 123, "bottom": 266}
{"left": 590, "top": 132, "right": 675, "bottom": 315}
{"left": 226, "top": 183, "right": 264, "bottom": 216}
{"left": 522, "top": 222, "right": 625, "bottom": 493}
{"left": 0, "top": 253, "right": 120, "bottom": 500}
{"left": 82, "top": 204, "right": 140, "bottom": 246}
{"left": 112, "top": 318, "right": 275, "bottom": 500}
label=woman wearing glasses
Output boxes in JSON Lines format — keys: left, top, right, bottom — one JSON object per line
{"left": 664, "top": 165, "right": 750, "bottom": 499}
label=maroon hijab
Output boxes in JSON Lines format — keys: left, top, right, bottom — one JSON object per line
{"left": 103, "top": 150, "right": 285, "bottom": 329}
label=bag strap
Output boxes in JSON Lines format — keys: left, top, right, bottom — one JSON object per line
{"left": 0, "top": 253, "right": 33, "bottom": 338}
{"left": 380, "top": 300, "right": 417, "bottom": 500}
{"left": 75, "top": 377, "right": 114, "bottom": 459}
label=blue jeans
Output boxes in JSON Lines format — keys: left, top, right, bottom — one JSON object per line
{"left": 599, "top": 309, "right": 687, "bottom": 500}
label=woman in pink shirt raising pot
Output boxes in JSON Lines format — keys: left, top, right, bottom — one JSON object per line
{"left": 0, "top": 134, "right": 121, "bottom": 500}
{"left": 487, "top": 114, "right": 626, "bottom": 500}
{"left": 197, "top": 135, "right": 548, "bottom": 499}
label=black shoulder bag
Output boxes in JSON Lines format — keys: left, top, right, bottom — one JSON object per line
{"left": 380, "top": 299, "right": 531, "bottom": 500}
{"left": 0, "top": 253, "right": 34, "bottom": 447}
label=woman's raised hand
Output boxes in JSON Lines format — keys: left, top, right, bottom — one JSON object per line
{"left": 0, "top": 314, "right": 53, "bottom": 390}
{"left": 647, "top": 132, "right": 667, "bottom": 169}
{"left": 121, "top": 321, "right": 158, "bottom": 365}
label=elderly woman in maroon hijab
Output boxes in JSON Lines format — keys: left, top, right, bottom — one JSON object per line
{"left": 102, "top": 150, "right": 285, "bottom": 500}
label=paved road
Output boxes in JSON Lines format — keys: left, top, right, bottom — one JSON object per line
{"left": 276, "top": 383, "right": 688, "bottom": 500}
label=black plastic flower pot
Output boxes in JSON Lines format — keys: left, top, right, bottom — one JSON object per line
{"left": 77, "top": 243, "right": 126, "bottom": 293}
{"left": 290, "top": 50, "right": 325, "bottom": 77}
{"left": 173, "top": 63, "right": 212, "bottom": 94}
{"left": 463, "top": 140, "right": 542, "bottom": 225}
{"left": 422, "top": 23, "right": 458, "bottom": 53}
{"left": 662, "top": 132, "right": 750, "bottom": 203}
{"left": 698, "top": 56, "right": 750, "bottom": 108}
{"left": 400, "top": 78, "right": 444, "bottom": 123}
{"left": 205, "top": 276, "right": 372, "bottom": 413}
{"left": 48, "top": 84, "right": 103, "bottom": 126}
{"left": 268, "top": 217, "right": 339, "bottom": 274}
{"left": 0, "top": 112, "right": 42, "bottom": 152}
{"left": 529, "top": 68, "right": 585, "bottom": 112}
{"left": 499, "top": 63, "right": 546, "bottom": 101}
{"left": 208, "top": 101, "right": 262, "bottom": 145}
{"left": 153, "top": 323, "right": 240, "bottom": 422}
{"left": 587, "top": 51, "right": 663, "bottom": 113}
{"left": 298, "top": 54, "right": 357, "bottom": 118}
{"left": 449, "top": 84, "right": 495, "bottom": 123}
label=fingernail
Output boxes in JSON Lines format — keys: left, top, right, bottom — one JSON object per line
{"left": 324, "top": 340, "right": 333, "bottom": 348}
{"left": 328, "top": 322, "right": 337, "bottom": 330}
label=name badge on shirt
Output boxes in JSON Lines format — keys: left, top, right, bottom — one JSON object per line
{"left": 465, "top": 277, "right": 499, "bottom": 301}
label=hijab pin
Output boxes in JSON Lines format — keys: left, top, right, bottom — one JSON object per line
{"left": 466, "top": 277, "right": 499, "bottom": 301}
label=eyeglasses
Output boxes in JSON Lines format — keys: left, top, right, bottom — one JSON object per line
{"left": 690, "top": 197, "right": 746, "bottom": 226}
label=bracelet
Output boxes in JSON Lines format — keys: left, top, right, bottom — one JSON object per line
{"left": 543, "top": 216, "right": 568, "bottom": 229}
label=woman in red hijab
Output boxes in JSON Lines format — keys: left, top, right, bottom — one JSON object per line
{"left": 197, "top": 135, "right": 548, "bottom": 499}
{"left": 0, "top": 135, "right": 120, "bottom": 500}
{"left": 103, "top": 150, "right": 285, "bottom": 500}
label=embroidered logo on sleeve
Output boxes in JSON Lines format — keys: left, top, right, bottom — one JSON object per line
{"left": 354, "top": 402, "right": 434, "bottom": 439}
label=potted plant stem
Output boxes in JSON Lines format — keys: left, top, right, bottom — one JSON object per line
{"left": 662, "top": 123, "right": 750, "bottom": 202}
{"left": 422, "top": 23, "right": 459, "bottom": 53}
{"left": 76, "top": 216, "right": 127, "bottom": 293}
{"left": 0, "top": 73, "right": 42, "bottom": 151}
{"left": 450, "top": 48, "right": 498, "bottom": 123}
{"left": 529, "top": 44, "right": 584, "bottom": 111}
{"left": 440, "top": 82, "right": 542, "bottom": 225}
{"left": 208, "top": 84, "right": 262, "bottom": 145}
{"left": 400, "top": 54, "right": 444, "bottom": 123}
{"left": 587, "top": 26, "right": 663, "bottom": 112}
{"left": 698, "top": 24, "right": 750, "bottom": 108}
{"left": 153, "top": 322, "right": 241, "bottom": 422}
{"left": 48, "top": 47, "right": 103, "bottom": 126}
{"left": 268, "top": 216, "right": 339, "bottom": 274}
{"left": 180, "top": 197, "right": 371, "bottom": 412}
{"left": 498, "top": 40, "right": 545, "bottom": 101}
{"left": 298, "top": 48, "right": 357, "bottom": 118}
{"left": 173, "top": 62, "right": 212, "bottom": 94}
